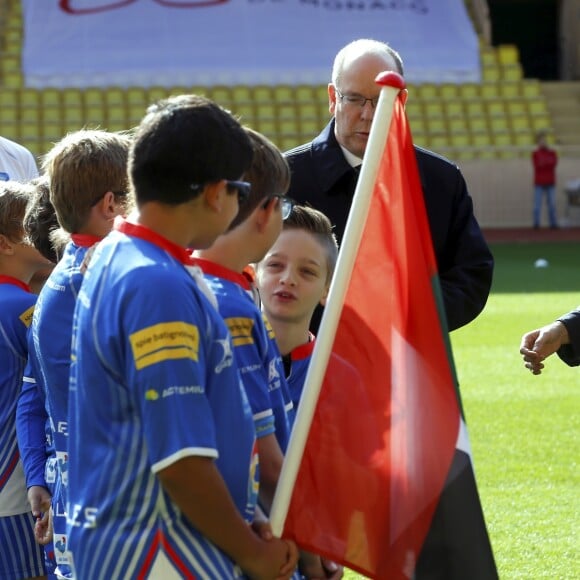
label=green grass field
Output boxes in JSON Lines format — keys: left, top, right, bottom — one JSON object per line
{"left": 344, "top": 242, "right": 580, "bottom": 579}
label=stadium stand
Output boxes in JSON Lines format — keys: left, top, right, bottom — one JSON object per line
{"left": 0, "top": 0, "right": 573, "bottom": 165}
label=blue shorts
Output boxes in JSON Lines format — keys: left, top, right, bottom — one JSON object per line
{"left": 0, "top": 512, "right": 46, "bottom": 579}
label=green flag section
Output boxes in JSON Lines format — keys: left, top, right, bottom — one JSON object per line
{"left": 278, "top": 78, "right": 497, "bottom": 579}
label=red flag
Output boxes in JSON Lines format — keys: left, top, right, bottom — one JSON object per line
{"left": 273, "top": 76, "right": 474, "bottom": 578}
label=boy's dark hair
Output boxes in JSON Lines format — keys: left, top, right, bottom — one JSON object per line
{"left": 228, "top": 127, "right": 291, "bottom": 229}
{"left": 130, "top": 94, "right": 253, "bottom": 206}
{"left": 284, "top": 205, "right": 339, "bottom": 281}
{"left": 42, "top": 129, "right": 131, "bottom": 234}
{"left": 23, "top": 176, "right": 61, "bottom": 263}
{"left": 0, "top": 181, "right": 32, "bottom": 242}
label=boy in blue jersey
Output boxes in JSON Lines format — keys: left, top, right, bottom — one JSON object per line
{"left": 194, "top": 128, "right": 294, "bottom": 511}
{"left": 0, "top": 181, "right": 53, "bottom": 580}
{"left": 256, "top": 206, "right": 338, "bottom": 411}
{"left": 67, "top": 95, "right": 297, "bottom": 579}
{"left": 195, "top": 131, "right": 338, "bottom": 579}
{"left": 24, "top": 129, "right": 132, "bottom": 578}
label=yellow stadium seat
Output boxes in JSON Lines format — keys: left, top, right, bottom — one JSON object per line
{"left": 0, "top": 123, "right": 20, "bottom": 140}
{"left": 511, "top": 116, "right": 531, "bottom": 134}
{"left": 424, "top": 102, "right": 444, "bottom": 118}
{"left": 465, "top": 101, "right": 486, "bottom": 118}
{"left": 298, "top": 102, "right": 320, "bottom": 121}
{"left": 530, "top": 115, "right": 551, "bottom": 133}
{"left": 513, "top": 132, "right": 533, "bottom": 147}
{"left": 480, "top": 49, "right": 497, "bottom": 67}
{"left": 210, "top": 86, "right": 231, "bottom": 105}
{"left": 448, "top": 118, "right": 468, "bottom": 134}
{"left": 0, "top": 106, "right": 17, "bottom": 124}
{"left": 299, "top": 118, "right": 320, "bottom": 139}
{"left": 502, "top": 64, "right": 523, "bottom": 82}
{"left": 0, "top": 89, "right": 18, "bottom": 108}
{"left": 105, "top": 88, "right": 126, "bottom": 106}
{"left": 147, "top": 87, "right": 168, "bottom": 103}
{"left": 274, "top": 85, "right": 294, "bottom": 103}
{"left": 444, "top": 101, "right": 463, "bottom": 118}
{"left": 479, "top": 83, "right": 499, "bottom": 99}
{"left": 449, "top": 133, "right": 471, "bottom": 148}
{"left": 278, "top": 118, "right": 299, "bottom": 137}
{"left": 126, "top": 87, "right": 147, "bottom": 106}
{"left": 500, "top": 83, "right": 521, "bottom": 99}
{"left": 506, "top": 100, "right": 527, "bottom": 117}
{"left": 468, "top": 117, "right": 488, "bottom": 134}
{"left": 231, "top": 85, "right": 252, "bottom": 104}
{"left": 482, "top": 65, "right": 501, "bottom": 83}
{"left": 277, "top": 103, "right": 297, "bottom": 121}
{"left": 62, "top": 89, "right": 83, "bottom": 109}
{"left": 253, "top": 86, "right": 274, "bottom": 103}
{"left": 279, "top": 136, "right": 301, "bottom": 151}
{"left": 255, "top": 102, "right": 277, "bottom": 120}
{"left": 295, "top": 85, "right": 315, "bottom": 103}
{"left": 521, "top": 81, "right": 541, "bottom": 99}
{"left": 417, "top": 83, "right": 438, "bottom": 100}
{"left": 19, "top": 89, "right": 40, "bottom": 108}
{"left": 428, "top": 135, "right": 448, "bottom": 149}
{"left": 439, "top": 84, "right": 459, "bottom": 100}
{"left": 497, "top": 44, "right": 520, "bottom": 66}
{"left": 313, "top": 85, "right": 329, "bottom": 103}
{"left": 21, "top": 107, "right": 41, "bottom": 124}
{"left": 486, "top": 100, "right": 505, "bottom": 117}
{"left": 426, "top": 118, "right": 446, "bottom": 135}
{"left": 528, "top": 100, "right": 548, "bottom": 115}
{"left": 2, "top": 71, "right": 21, "bottom": 88}
{"left": 41, "top": 89, "right": 61, "bottom": 109}
{"left": 458, "top": 84, "right": 479, "bottom": 99}
{"left": 253, "top": 118, "right": 277, "bottom": 139}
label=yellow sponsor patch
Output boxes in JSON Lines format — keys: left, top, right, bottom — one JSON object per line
{"left": 261, "top": 313, "right": 276, "bottom": 339}
{"left": 226, "top": 317, "right": 254, "bottom": 346}
{"left": 130, "top": 321, "right": 199, "bottom": 371}
{"left": 19, "top": 305, "right": 35, "bottom": 328}
{"left": 145, "top": 389, "right": 160, "bottom": 401}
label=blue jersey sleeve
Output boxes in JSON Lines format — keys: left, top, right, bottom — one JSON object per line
{"left": 16, "top": 360, "right": 50, "bottom": 489}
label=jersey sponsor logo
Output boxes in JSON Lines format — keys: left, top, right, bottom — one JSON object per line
{"left": 129, "top": 321, "right": 199, "bottom": 370}
{"left": 268, "top": 358, "right": 281, "bottom": 390}
{"left": 225, "top": 317, "right": 254, "bottom": 346}
{"left": 19, "top": 305, "right": 35, "bottom": 327}
{"left": 262, "top": 313, "right": 276, "bottom": 339}
{"left": 145, "top": 389, "right": 160, "bottom": 401}
{"left": 214, "top": 337, "right": 234, "bottom": 374}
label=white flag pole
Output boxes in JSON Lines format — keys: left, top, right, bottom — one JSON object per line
{"left": 270, "top": 72, "right": 407, "bottom": 536}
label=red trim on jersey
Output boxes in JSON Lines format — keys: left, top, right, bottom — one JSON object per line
{"left": 70, "top": 234, "right": 103, "bottom": 247}
{"left": 0, "top": 449, "right": 20, "bottom": 490}
{"left": 0, "top": 275, "right": 30, "bottom": 293}
{"left": 192, "top": 257, "right": 251, "bottom": 290}
{"left": 137, "top": 529, "right": 196, "bottom": 580}
{"left": 115, "top": 219, "right": 194, "bottom": 266}
{"left": 291, "top": 333, "right": 316, "bottom": 361}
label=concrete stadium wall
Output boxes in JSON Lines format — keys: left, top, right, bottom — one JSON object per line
{"left": 459, "top": 155, "right": 580, "bottom": 228}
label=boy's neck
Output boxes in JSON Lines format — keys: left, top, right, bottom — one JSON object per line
{"left": 267, "top": 315, "right": 311, "bottom": 356}
{"left": 0, "top": 259, "right": 36, "bottom": 286}
{"left": 198, "top": 228, "right": 256, "bottom": 274}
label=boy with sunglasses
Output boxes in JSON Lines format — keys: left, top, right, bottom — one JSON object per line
{"left": 66, "top": 96, "right": 297, "bottom": 579}
{"left": 194, "top": 128, "right": 295, "bottom": 511}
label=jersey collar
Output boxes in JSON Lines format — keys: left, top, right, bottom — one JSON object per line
{"left": 115, "top": 218, "right": 195, "bottom": 266}
{"left": 291, "top": 333, "right": 316, "bottom": 360}
{"left": 192, "top": 257, "right": 251, "bottom": 290}
{"left": 71, "top": 233, "right": 103, "bottom": 248}
{"left": 0, "top": 275, "right": 31, "bottom": 293}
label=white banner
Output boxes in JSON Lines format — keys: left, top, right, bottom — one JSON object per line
{"left": 22, "top": 0, "right": 480, "bottom": 88}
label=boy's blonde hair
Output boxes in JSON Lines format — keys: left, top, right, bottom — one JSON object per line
{"left": 283, "top": 205, "right": 338, "bottom": 281}
{"left": 0, "top": 181, "right": 33, "bottom": 242}
{"left": 42, "top": 129, "right": 131, "bottom": 233}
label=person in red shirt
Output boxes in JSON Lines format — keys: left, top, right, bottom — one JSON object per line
{"left": 532, "top": 130, "right": 559, "bottom": 229}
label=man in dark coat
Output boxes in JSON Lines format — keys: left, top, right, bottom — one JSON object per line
{"left": 285, "top": 39, "right": 498, "bottom": 579}
{"left": 286, "top": 40, "right": 493, "bottom": 333}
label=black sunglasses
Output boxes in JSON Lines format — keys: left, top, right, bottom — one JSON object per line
{"left": 90, "top": 190, "right": 128, "bottom": 207}
{"left": 225, "top": 180, "right": 251, "bottom": 205}
{"left": 190, "top": 180, "right": 251, "bottom": 206}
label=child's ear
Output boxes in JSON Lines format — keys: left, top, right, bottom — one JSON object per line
{"left": 203, "top": 180, "right": 226, "bottom": 212}
{"left": 319, "top": 283, "right": 330, "bottom": 307}
{"left": 100, "top": 191, "right": 117, "bottom": 218}
{"left": 256, "top": 197, "right": 277, "bottom": 231}
{"left": 0, "top": 234, "right": 16, "bottom": 255}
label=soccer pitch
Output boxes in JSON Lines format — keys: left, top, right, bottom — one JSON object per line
{"left": 343, "top": 242, "right": 580, "bottom": 579}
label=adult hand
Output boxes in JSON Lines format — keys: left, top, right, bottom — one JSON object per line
{"left": 520, "top": 321, "right": 569, "bottom": 374}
